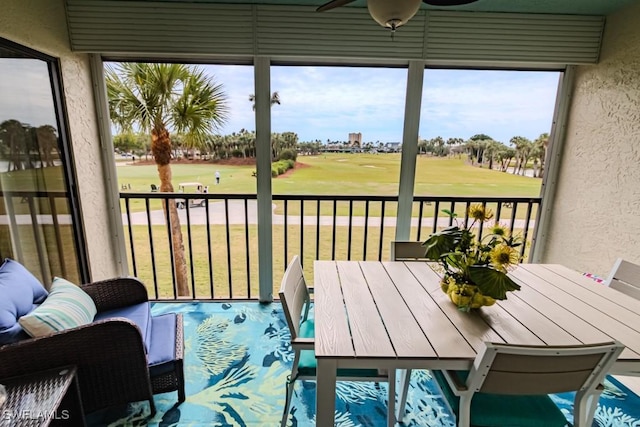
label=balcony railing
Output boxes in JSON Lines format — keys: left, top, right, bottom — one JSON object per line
{"left": 119, "top": 192, "right": 541, "bottom": 301}
{"left": 0, "top": 190, "right": 81, "bottom": 285}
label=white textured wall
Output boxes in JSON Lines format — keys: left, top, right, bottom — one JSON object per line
{"left": 543, "top": 2, "right": 640, "bottom": 275}
{"left": 0, "top": 0, "right": 120, "bottom": 280}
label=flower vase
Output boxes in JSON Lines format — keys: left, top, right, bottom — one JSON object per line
{"left": 441, "top": 278, "right": 496, "bottom": 311}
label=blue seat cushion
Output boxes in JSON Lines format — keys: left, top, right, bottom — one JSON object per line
{"left": 148, "top": 313, "right": 177, "bottom": 376}
{"left": 432, "top": 370, "right": 568, "bottom": 427}
{"left": 297, "top": 318, "right": 379, "bottom": 378}
{"left": 94, "top": 302, "right": 152, "bottom": 353}
{"left": 0, "top": 259, "right": 49, "bottom": 345}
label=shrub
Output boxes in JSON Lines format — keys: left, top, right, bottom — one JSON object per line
{"left": 271, "top": 159, "right": 295, "bottom": 177}
{"left": 279, "top": 149, "right": 297, "bottom": 161}
{"left": 231, "top": 149, "right": 243, "bottom": 158}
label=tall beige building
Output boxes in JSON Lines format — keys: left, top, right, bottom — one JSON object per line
{"left": 348, "top": 132, "right": 362, "bottom": 147}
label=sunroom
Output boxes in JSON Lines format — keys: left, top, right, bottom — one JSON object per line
{"left": 1, "top": 0, "right": 639, "bottom": 425}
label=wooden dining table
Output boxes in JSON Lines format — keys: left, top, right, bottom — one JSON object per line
{"left": 313, "top": 260, "right": 640, "bottom": 426}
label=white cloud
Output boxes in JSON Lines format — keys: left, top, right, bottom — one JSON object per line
{"left": 271, "top": 66, "right": 408, "bottom": 141}
{"left": 2, "top": 58, "right": 559, "bottom": 145}
{"left": 420, "top": 70, "right": 560, "bottom": 142}
{"left": 199, "top": 65, "right": 559, "bottom": 144}
{"left": 202, "top": 65, "right": 255, "bottom": 134}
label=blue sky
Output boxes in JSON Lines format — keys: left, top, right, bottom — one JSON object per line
{"left": 0, "top": 59, "right": 560, "bottom": 146}
{"left": 205, "top": 64, "right": 561, "bottom": 144}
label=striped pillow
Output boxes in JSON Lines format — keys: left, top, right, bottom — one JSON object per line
{"left": 18, "top": 277, "right": 97, "bottom": 337}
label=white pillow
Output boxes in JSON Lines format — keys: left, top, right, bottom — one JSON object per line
{"left": 19, "top": 277, "right": 97, "bottom": 337}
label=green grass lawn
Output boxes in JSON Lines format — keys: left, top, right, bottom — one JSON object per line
{"left": 117, "top": 154, "right": 541, "bottom": 196}
{"left": 117, "top": 154, "right": 541, "bottom": 217}
{"left": 282, "top": 154, "right": 539, "bottom": 196}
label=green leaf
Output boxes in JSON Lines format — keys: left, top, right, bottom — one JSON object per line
{"left": 422, "top": 227, "right": 462, "bottom": 260}
{"left": 468, "top": 266, "right": 521, "bottom": 300}
{"left": 441, "top": 209, "right": 457, "bottom": 219}
{"left": 444, "top": 252, "right": 467, "bottom": 271}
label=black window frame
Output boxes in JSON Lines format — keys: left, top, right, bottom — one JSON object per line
{"left": 0, "top": 36, "right": 90, "bottom": 283}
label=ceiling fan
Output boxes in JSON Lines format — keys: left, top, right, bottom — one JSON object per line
{"left": 317, "top": 0, "right": 479, "bottom": 32}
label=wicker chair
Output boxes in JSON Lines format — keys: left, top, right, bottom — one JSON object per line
{"left": 0, "top": 277, "right": 184, "bottom": 415}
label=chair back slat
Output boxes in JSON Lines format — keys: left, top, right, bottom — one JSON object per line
{"left": 391, "top": 241, "right": 427, "bottom": 261}
{"left": 472, "top": 341, "right": 623, "bottom": 395}
{"left": 482, "top": 370, "right": 597, "bottom": 395}
{"left": 278, "top": 255, "right": 309, "bottom": 340}
{"left": 490, "top": 352, "right": 604, "bottom": 373}
{"left": 606, "top": 259, "right": 640, "bottom": 298}
{"left": 610, "top": 281, "right": 640, "bottom": 299}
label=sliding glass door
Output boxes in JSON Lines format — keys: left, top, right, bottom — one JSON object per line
{"left": 0, "top": 38, "right": 87, "bottom": 285}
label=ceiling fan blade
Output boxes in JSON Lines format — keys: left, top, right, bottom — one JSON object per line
{"left": 316, "top": 0, "right": 357, "bottom": 12}
{"left": 423, "top": 0, "right": 479, "bottom": 5}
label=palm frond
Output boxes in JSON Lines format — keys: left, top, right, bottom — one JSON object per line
{"left": 171, "top": 67, "right": 229, "bottom": 148}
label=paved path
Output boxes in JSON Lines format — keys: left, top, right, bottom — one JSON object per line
{"left": 0, "top": 200, "right": 534, "bottom": 228}
{"left": 120, "top": 200, "right": 535, "bottom": 228}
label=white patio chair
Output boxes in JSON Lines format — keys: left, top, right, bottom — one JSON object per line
{"left": 606, "top": 258, "right": 640, "bottom": 388}
{"left": 278, "top": 255, "right": 396, "bottom": 427}
{"left": 390, "top": 240, "right": 427, "bottom": 261}
{"left": 398, "top": 341, "right": 624, "bottom": 427}
{"left": 604, "top": 258, "right": 640, "bottom": 300}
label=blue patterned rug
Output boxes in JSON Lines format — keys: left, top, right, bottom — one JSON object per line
{"left": 87, "top": 302, "right": 640, "bottom": 426}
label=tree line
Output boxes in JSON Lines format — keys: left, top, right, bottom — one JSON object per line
{"left": 418, "top": 133, "right": 549, "bottom": 178}
{"left": 115, "top": 130, "right": 549, "bottom": 178}
{"left": 114, "top": 129, "right": 305, "bottom": 162}
{"left": 0, "top": 120, "right": 59, "bottom": 171}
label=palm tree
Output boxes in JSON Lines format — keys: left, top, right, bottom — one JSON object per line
{"left": 0, "top": 120, "right": 29, "bottom": 171}
{"left": 497, "top": 146, "right": 516, "bottom": 172}
{"left": 106, "top": 63, "right": 228, "bottom": 296}
{"left": 484, "top": 140, "right": 503, "bottom": 170}
{"left": 249, "top": 91, "right": 281, "bottom": 111}
{"left": 466, "top": 134, "right": 493, "bottom": 166}
{"left": 533, "top": 133, "right": 549, "bottom": 178}
{"left": 510, "top": 136, "right": 533, "bottom": 175}
{"left": 35, "top": 125, "right": 58, "bottom": 167}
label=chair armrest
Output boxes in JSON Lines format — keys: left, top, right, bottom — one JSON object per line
{"left": 82, "top": 277, "right": 149, "bottom": 312}
{"left": 292, "top": 337, "right": 315, "bottom": 351}
{"left": 0, "top": 319, "right": 151, "bottom": 413}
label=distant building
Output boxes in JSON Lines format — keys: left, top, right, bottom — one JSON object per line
{"left": 348, "top": 132, "right": 362, "bottom": 147}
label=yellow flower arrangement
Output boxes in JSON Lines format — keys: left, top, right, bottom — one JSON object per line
{"left": 422, "top": 205, "right": 522, "bottom": 311}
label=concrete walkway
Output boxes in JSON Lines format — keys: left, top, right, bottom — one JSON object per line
{"left": 121, "top": 199, "right": 536, "bottom": 228}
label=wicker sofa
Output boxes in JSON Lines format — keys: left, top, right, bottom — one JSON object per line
{"left": 0, "top": 260, "right": 184, "bottom": 415}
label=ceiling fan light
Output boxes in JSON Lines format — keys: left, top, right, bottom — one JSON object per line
{"left": 367, "top": 0, "right": 422, "bottom": 29}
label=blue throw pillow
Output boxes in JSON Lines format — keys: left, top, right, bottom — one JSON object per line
{"left": 0, "top": 259, "right": 49, "bottom": 345}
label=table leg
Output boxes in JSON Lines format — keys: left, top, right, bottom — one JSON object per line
{"left": 316, "top": 358, "right": 337, "bottom": 427}
{"left": 51, "top": 372, "right": 86, "bottom": 427}
{"left": 397, "top": 369, "right": 412, "bottom": 422}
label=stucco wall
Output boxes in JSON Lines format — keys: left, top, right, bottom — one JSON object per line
{"left": 542, "top": 2, "right": 640, "bottom": 275}
{"left": 0, "top": 0, "right": 120, "bottom": 280}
